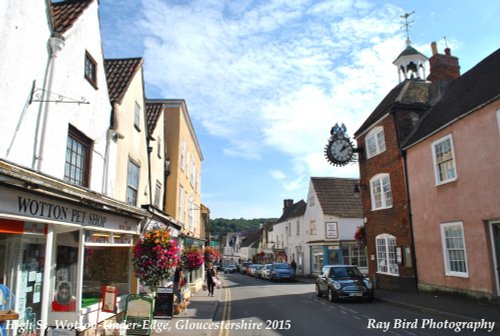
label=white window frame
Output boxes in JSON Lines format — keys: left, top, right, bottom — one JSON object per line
{"left": 127, "top": 159, "right": 140, "bottom": 206}
{"left": 432, "top": 134, "right": 458, "bottom": 185}
{"left": 375, "top": 234, "right": 399, "bottom": 276}
{"left": 310, "top": 220, "right": 317, "bottom": 235}
{"left": 370, "top": 173, "right": 393, "bottom": 210}
{"left": 440, "top": 222, "right": 469, "bottom": 278}
{"left": 365, "top": 126, "right": 386, "bottom": 159}
{"left": 134, "top": 101, "right": 141, "bottom": 130}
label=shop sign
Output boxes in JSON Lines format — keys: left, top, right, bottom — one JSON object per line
{"left": 0, "top": 188, "right": 139, "bottom": 233}
{"left": 325, "top": 222, "right": 338, "bottom": 239}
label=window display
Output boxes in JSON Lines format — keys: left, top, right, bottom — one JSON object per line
{"left": 0, "top": 223, "right": 46, "bottom": 336}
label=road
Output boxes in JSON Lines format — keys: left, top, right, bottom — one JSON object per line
{"left": 212, "top": 273, "right": 494, "bottom": 336}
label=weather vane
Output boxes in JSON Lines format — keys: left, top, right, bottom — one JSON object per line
{"left": 400, "top": 11, "right": 415, "bottom": 46}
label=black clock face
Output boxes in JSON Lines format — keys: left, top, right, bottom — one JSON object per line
{"left": 325, "top": 138, "right": 354, "bottom": 166}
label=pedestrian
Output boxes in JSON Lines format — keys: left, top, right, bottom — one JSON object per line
{"left": 173, "top": 264, "right": 184, "bottom": 304}
{"left": 205, "top": 262, "right": 218, "bottom": 297}
{"left": 291, "top": 259, "right": 297, "bottom": 273}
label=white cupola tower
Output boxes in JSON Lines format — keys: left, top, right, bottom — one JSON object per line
{"left": 392, "top": 11, "right": 428, "bottom": 83}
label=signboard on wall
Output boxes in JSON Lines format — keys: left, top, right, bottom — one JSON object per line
{"left": 0, "top": 187, "right": 139, "bottom": 234}
{"left": 325, "top": 222, "right": 338, "bottom": 239}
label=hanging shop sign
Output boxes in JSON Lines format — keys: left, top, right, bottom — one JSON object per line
{"left": 0, "top": 187, "right": 139, "bottom": 234}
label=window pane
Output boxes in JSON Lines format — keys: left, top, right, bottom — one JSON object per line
{"left": 83, "top": 246, "right": 130, "bottom": 307}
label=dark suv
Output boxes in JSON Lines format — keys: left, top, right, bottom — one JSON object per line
{"left": 315, "top": 265, "right": 374, "bottom": 302}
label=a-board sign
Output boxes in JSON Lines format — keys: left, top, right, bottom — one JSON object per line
{"left": 153, "top": 287, "right": 173, "bottom": 319}
{"left": 101, "top": 285, "right": 118, "bottom": 313}
{"left": 124, "top": 295, "right": 153, "bottom": 336}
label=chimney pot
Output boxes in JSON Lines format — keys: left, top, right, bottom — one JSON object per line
{"left": 283, "top": 199, "right": 293, "bottom": 210}
{"left": 431, "top": 41, "right": 438, "bottom": 55}
{"left": 445, "top": 47, "right": 451, "bottom": 56}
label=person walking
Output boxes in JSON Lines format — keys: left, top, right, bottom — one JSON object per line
{"left": 205, "top": 263, "right": 218, "bottom": 297}
{"left": 291, "top": 259, "right": 297, "bottom": 273}
{"left": 173, "top": 264, "right": 184, "bottom": 304}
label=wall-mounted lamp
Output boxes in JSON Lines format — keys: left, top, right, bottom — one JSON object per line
{"left": 354, "top": 183, "right": 368, "bottom": 193}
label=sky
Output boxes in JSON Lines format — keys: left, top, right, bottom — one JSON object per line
{"left": 99, "top": 0, "right": 500, "bottom": 219}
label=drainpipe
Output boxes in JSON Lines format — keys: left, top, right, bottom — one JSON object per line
{"left": 33, "top": 36, "right": 65, "bottom": 171}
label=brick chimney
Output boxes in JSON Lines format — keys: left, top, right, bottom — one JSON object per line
{"left": 427, "top": 41, "right": 460, "bottom": 82}
{"left": 283, "top": 199, "right": 294, "bottom": 211}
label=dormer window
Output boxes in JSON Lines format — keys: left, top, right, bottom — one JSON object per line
{"left": 365, "top": 126, "right": 386, "bottom": 159}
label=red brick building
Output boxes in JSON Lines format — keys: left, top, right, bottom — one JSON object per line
{"left": 354, "top": 42, "right": 460, "bottom": 292}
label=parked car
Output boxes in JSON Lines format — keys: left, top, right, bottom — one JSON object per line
{"left": 247, "top": 264, "right": 261, "bottom": 276}
{"left": 269, "top": 262, "right": 295, "bottom": 281}
{"left": 240, "top": 262, "right": 252, "bottom": 274}
{"left": 315, "top": 265, "right": 374, "bottom": 302}
{"left": 254, "top": 264, "right": 265, "bottom": 278}
{"left": 224, "top": 265, "right": 237, "bottom": 274}
{"left": 260, "top": 264, "right": 273, "bottom": 280}
{"left": 214, "top": 262, "right": 223, "bottom": 271}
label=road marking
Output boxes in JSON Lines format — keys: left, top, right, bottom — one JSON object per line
{"left": 217, "top": 279, "right": 231, "bottom": 336}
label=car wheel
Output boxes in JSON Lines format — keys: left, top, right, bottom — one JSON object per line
{"left": 315, "top": 284, "right": 322, "bottom": 297}
{"left": 328, "top": 288, "right": 336, "bottom": 302}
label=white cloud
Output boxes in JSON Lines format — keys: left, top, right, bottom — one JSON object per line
{"left": 134, "top": 0, "right": 406, "bottom": 215}
{"left": 270, "top": 170, "right": 287, "bottom": 180}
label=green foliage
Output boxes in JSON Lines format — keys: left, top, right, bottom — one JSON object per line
{"left": 209, "top": 218, "right": 276, "bottom": 238}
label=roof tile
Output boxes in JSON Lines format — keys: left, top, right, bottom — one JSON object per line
{"left": 311, "top": 177, "right": 363, "bottom": 217}
{"left": 51, "top": 0, "right": 94, "bottom": 34}
{"left": 104, "top": 58, "right": 143, "bottom": 103}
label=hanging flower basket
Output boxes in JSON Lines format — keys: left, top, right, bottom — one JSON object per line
{"left": 354, "top": 225, "right": 366, "bottom": 245}
{"left": 204, "top": 246, "right": 220, "bottom": 264}
{"left": 133, "top": 228, "right": 180, "bottom": 292}
{"left": 181, "top": 247, "right": 204, "bottom": 271}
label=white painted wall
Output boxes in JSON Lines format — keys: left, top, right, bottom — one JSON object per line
{"left": 0, "top": 0, "right": 52, "bottom": 166}
{"left": 0, "top": 1, "right": 112, "bottom": 194}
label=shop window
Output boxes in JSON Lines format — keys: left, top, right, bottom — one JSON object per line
{"left": 82, "top": 231, "right": 132, "bottom": 308}
{"left": 342, "top": 244, "right": 368, "bottom": 268}
{"left": 0, "top": 222, "right": 46, "bottom": 334}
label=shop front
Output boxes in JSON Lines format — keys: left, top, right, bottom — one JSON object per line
{"left": 0, "top": 180, "right": 145, "bottom": 335}
{"left": 309, "top": 241, "right": 367, "bottom": 276}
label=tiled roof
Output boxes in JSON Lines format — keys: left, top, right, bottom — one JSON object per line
{"left": 104, "top": 58, "right": 143, "bottom": 103}
{"left": 240, "top": 229, "right": 261, "bottom": 248}
{"left": 311, "top": 177, "right": 363, "bottom": 217}
{"left": 404, "top": 48, "right": 500, "bottom": 147}
{"left": 51, "top": 0, "right": 94, "bottom": 34}
{"left": 146, "top": 102, "right": 164, "bottom": 135}
{"left": 354, "top": 81, "right": 405, "bottom": 137}
{"left": 354, "top": 80, "right": 431, "bottom": 138}
{"left": 277, "top": 200, "right": 306, "bottom": 223}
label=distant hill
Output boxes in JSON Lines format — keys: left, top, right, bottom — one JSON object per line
{"left": 209, "top": 218, "right": 277, "bottom": 238}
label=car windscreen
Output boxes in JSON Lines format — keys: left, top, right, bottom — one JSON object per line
{"left": 274, "top": 263, "right": 291, "bottom": 269}
{"left": 330, "top": 267, "right": 363, "bottom": 278}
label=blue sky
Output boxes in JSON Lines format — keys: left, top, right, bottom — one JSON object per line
{"left": 99, "top": 0, "right": 500, "bottom": 219}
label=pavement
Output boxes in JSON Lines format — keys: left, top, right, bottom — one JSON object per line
{"left": 157, "top": 275, "right": 500, "bottom": 334}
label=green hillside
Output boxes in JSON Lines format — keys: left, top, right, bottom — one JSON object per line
{"left": 209, "top": 218, "right": 276, "bottom": 238}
